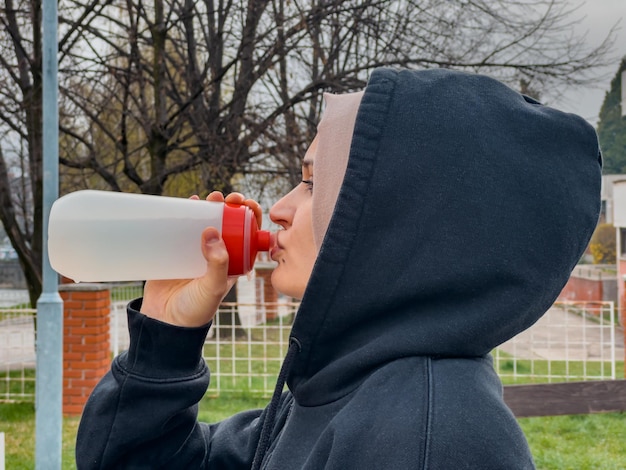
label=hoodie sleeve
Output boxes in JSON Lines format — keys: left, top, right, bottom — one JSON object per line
{"left": 75, "top": 299, "right": 263, "bottom": 469}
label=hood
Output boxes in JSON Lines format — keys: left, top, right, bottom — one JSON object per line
{"left": 287, "top": 68, "right": 602, "bottom": 406}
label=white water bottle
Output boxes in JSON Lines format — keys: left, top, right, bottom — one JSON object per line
{"left": 48, "top": 190, "right": 274, "bottom": 282}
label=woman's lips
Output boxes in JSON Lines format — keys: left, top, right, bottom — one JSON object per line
{"left": 270, "top": 233, "right": 283, "bottom": 261}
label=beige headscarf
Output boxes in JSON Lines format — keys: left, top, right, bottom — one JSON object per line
{"left": 312, "top": 91, "right": 364, "bottom": 248}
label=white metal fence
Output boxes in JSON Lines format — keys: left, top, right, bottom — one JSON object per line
{"left": 109, "top": 281, "right": 299, "bottom": 396}
{"left": 0, "top": 286, "right": 623, "bottom": 402}
{"left": 204, "top": 302, "right": 299, "bottom": 396}
{"left": 494, "top": 301, "right": 621, "bottom": 384}
{"left": 0, "top": 289, "right": 35, "bottom": 402}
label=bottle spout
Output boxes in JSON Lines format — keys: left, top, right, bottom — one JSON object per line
{"left": 256, "top": 230, "right": 276, "bottom": 252}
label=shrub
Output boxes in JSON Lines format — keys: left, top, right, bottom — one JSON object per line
{"left": 588, "top": 223, "right": 616, "bottom": 264}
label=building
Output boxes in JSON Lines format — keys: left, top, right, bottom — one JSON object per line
{"left": 610, "top": 177, "right": 626, "bottom": 327}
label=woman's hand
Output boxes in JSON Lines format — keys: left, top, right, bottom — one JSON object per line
{"left": 140, "top": 191, "right": 262, "bottom": 327}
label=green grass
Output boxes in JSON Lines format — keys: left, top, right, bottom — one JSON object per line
{"left": 110, "top": 284, "right": 143, "bottom": 303}
{"left": 1, "top": 356, "right": 624, "bottom": 466}
{"left": 0, "top": 394, "right": 626, "bottom": 470}
{"left": 0, "top": 402, "right": 80, "bottom": 469}
{"left": 0, "top": 308, "right": 34, "bottom": 322}
{"left": 0, "top": 369, "right": 35, "bottom": 399}
{"left": 1, "top": 332, "right": 623, "bottom": 467}
{"left": 496, "top": 358, "right": 624, "bottom": 385}
{"left": 0, "top": 395, "right": 624, "bottom": 468}
{"left": 198, "top": 394, "right": 270, "bottom": 422}
{"left": 204, "top": 324, "right": 290, "bottom": 395}
{"left": 519, "top": 413, "right": 626, "bottom": 470}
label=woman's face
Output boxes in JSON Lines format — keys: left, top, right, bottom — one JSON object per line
{"left": 269, "top": 138, "right": 319, "bottom": 300}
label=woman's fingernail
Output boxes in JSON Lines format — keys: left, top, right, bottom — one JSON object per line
{"left": 206, "top": 232, "right": 219, "bottom": 244}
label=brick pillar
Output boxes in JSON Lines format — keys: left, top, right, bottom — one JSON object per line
{"left": 60, "top": 283, "right": 110, "bottom": 416}
{"left": 255, "top": 264, "right": 278, "bottom": 320}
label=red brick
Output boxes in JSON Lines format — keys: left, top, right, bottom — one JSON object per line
{"left": 83, "top": 369, "right": 109, "bottom": 380}
{"left": 63, "top": 405, "right": 84, "bottom": 416}
{"left": 70, "top": 395, "right": 90, "bottom": 405}
{"left": 80, "top": 317, "right": 107, "bottom": 328}
{"left": 81, "top": 305, "right": 106, "bottom": 314}
{"left": 70, "top": 291, "right": 100, "bottom": 301}
{"left": 73, "top": 309, "right": 109, "bottom": 318}
{"left": 64, "top": 370, "right": 83, "bottom": 379}
{"left": 70, "top": 379, "right": 98, "bottom": 389}
{"left": 64, "top": 335, "right": 83, "bottom": 345}
{"left": 63, "top": 300, "right": 84, "bottom": 310}
{"left": 82, "top": 299, "right": 110, "bottom": 309}
{"left": 62, "top": 285, "right": 111, "bottom": 417}
{"left": 71, "top": 361, "right": 107, "bottom": 370}
{"left": 70, "top": 344, "right": 104, "bottom": 353}
{"left": 63, "top": 387, "right": 85, "bottom": 396}
{"left": 70, "top": 327, "right": 101, "bottom": 336}
{"left": 84, "top": 351, "right": 108, "bottom": 361}
{"left": 65, "top": 344, "right": 83, "bottom": 354}
{"left": 64, "top": 352, "right": 83, "bottom": 361}
{"left": 84, "top": 335, "right": 108, "bottom": 345}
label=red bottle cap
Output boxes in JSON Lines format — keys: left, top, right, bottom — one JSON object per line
{"left": 222, "top": 203, "right": 273, "bottom": 275}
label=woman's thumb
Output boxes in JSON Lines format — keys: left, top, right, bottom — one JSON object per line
{"left": 201, "top": 227, "right": 229, "bottom": 282}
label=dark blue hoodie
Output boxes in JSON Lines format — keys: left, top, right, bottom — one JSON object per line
{"left": 76, "top": 68, "right": 601, "bottom": 469}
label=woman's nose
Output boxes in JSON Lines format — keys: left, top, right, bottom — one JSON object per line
{"left": 269, "top": 189, "right": 296, "bottom": 228}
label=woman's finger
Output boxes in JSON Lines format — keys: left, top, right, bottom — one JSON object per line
{"left": 206, "top": 191, "right": 225, "bottom": 202}
{"left": 224, "top": 193, "right": 262, "bottom": 227}
{"left": 244, "top": 198, "right": 263, "bottom": 227}
{"left": 224, "top": 192, "right": 245, "bottom": 204}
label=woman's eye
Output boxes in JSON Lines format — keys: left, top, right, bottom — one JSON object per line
{"left": 302, "top": 179, "right": 314, "bottom": 192}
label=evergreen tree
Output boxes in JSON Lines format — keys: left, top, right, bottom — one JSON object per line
{"left": 597, "top": 58, "right": 626, "bottom": 174}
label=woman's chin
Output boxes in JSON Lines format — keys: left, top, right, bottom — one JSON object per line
{"left": 270, "top": 269, "right": 305, "bottom": 300}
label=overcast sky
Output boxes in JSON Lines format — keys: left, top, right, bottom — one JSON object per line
{"left": 552, "top": 0, "right": 626, "bottom": 126}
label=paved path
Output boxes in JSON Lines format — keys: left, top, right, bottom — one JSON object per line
{"left": 0, "top": 289, "right": 35, "bottom": 370}
{"left": 0, "top": 317, "right": 36, "bottom": 370}
{"left": 0, "top": 289, "right": 28, "bottom": 308}
{"left": 499, "top": 305, "right": 624, "bottom": 362}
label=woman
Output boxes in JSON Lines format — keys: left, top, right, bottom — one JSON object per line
{"left": 76, "top": 68, "right": 601, "bottom": 469}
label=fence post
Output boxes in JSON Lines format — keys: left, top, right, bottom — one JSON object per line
{"left": 59, "top": 283, "right": 110, "bottom": 415}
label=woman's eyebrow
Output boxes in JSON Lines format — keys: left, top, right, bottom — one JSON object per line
{"left": 302, "top": 159, "right": 314, "bottom": 169}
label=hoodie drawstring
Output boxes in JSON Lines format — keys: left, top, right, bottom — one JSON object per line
{"left": 251, "top": 337, "right": 301, "bottom": 470}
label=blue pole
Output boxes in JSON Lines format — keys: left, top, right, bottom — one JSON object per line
{"left": 36, "top": 0, "right": 63, "bottom": 468}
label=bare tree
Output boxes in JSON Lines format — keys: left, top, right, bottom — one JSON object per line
{"left": 0, "top": 0, "right": 618, "bottom": 307}
{"left": 60, "top": 0, "right": 619, "bottom": 195}
{"left": 0, "top": 0, "right": 108, "bottom": 305}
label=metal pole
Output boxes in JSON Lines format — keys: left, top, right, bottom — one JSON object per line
{"left": 35, "top": 0, "right": 63, "bottom": 468}
{"left": 621, "top": 70, "right": 626, "bottom": 117}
